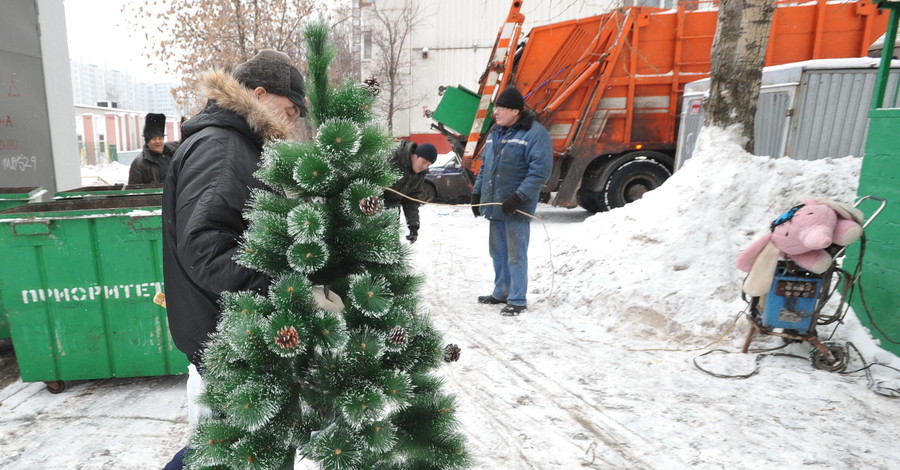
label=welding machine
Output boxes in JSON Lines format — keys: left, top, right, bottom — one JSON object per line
{"left": 740, "top": 196, "right": 887, "bottom": 373}
{"left": 743, "top": 260, "right": 846, "bottom": 372}
{"left": 760, "top": 264, "right": 824, "bottom": 334}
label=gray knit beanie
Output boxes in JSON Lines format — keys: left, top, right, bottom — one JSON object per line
{"left": 233, "top": 50, "right": 308, "bottom": 117}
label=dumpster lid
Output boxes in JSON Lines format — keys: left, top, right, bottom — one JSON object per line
{"left": 54, "top": 184, "right": 163, "bottom": 199}
{"left": 0, "top": 195, "right": 162, "bottom": 220}
{"left": 0, "top": 186, "right": 44, "bottom": 200}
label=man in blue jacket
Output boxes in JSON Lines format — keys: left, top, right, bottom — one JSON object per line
{"left": 471, "top": 87, "right": 552, "bottom": 316}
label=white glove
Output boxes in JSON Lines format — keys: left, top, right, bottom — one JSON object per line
{"left": 311, "top": 285, "right": 344, "bottom": 314}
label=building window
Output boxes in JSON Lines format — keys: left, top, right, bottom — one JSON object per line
{"left": 363, "top": 31, "right": 372, "bottom": 60}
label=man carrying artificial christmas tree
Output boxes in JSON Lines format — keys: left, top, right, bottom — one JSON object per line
{"left": 160, "top": 49, "right": 307, "bottom": 470}
{"left": 471, "top": 87, "right": 552, "bottom": 316}
{"left": 383, "top": 140, "right": 437, "bottom": 243}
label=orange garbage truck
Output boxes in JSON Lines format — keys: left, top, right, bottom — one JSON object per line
{"left": 429, "top": 0, "right": 888, "bottom": 212}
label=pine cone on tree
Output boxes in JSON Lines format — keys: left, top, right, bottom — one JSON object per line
{"left": 275, "top": 325, "right": 300, "bottom": 350}
{"left": 388, "top": 325, "right": 408, "bottom": 345}
{"left": 359, "top": 196, "right": 380, "bottom": 215}
{"left": 443, "top": 343, "right": 462, "bottom": 362}
{"left": 189, "top": 23, "right": 471, "bottom": 470}
{"left": 363, "top": 75, "right": 381, "bottom": 96}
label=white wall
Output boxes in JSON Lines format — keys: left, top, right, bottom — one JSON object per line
{"left": 38, "top": 0, "right": 80, "bottom": 192}
{"left": 0, "top": 1, "right": 80, "bottom": 196}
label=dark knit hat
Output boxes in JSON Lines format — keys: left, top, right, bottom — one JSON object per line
{"left": 413, "top": 143, "right": 438, "bottom": 163}
{"left": 233, "top": 50, "right": 308, "bottom": 117}
{"left": 143, "top": 113, "right": 166, "bottom": 142}
{"left": 495, "top": 87, "right": 525, "bottom": 111}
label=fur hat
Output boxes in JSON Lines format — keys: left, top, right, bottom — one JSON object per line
{"left": 413, "top": 143, "right": 438, "bottom": 163}
{"left": 143, "top": 113, "right": 166, "bottom": 142}
{"left": 495, "top": 87, "right": 525, "bottom": 110}
{"left": 232, "top": 50, "right": 307, "bottom": 117}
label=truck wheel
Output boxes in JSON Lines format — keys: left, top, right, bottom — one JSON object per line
{"left": 422, "top": 182, "right": 437, "bottom": 203}
{"left": 576, "top": 156, "right": 619, "bottom": 213}
{"left": 602, "top": 156, "right": 671, "bottom": 210}
{"left": 576, "top": 189, "right": 604, "bottom": 213}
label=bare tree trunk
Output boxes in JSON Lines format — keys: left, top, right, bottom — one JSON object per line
{"left": 705, "top": 0, "right": 776, "bottom": 152}
{"left": 232, "top": 0, "right": 247, "bottom": 57}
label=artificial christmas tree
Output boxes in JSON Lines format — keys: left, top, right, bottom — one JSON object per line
{"left": 183, "top": 23, "right": 470, "bottom": 470}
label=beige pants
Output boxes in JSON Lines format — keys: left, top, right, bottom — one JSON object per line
{"left": 186, "top": 363, "right": 214, "bottom": 428}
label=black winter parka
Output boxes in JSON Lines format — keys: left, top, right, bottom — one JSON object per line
{"left": 162, "top": 70, "right": 291, "bottom": 366}
{"left": 383, "top": 140, "right": 425, "bottom": 230}
{"left": 128, "top": 141, "right": 179, "bottom": 185}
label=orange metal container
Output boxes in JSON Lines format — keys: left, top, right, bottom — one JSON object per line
{"left": 465, "top": 0, "right": 888, "bottom": 207}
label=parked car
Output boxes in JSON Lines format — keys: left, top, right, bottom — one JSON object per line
{"left": 423, "top": 154, "right": 471, "bottom": 203}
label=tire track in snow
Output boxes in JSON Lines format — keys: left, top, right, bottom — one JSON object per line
{"left": 415, "top": 208, "right": 685, "bottom": 468}
{"left": 428, "top": 291, "right": 685, "bottom": 469}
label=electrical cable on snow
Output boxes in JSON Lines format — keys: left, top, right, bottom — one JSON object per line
{"left": 385, "top": 189, "right": 900, "bottom": 396}
{"left": 692, "top": 348, "right": 803, "bottom": 379}
{"left": 693, "top": 340, "right": 900, "bottom": 398}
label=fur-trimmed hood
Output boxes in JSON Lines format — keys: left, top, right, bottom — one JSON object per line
{"left": 193, "top": 69, "right": 292, "bottom": 143}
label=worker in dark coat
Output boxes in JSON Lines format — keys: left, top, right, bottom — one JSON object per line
{"left": 162, "top": 50, "right": 306, "bottom": 368}
{"left": 128, "top": 113, "right": 178, "bottom": 184}
{"left": 383, "top": 140, "right": 437, "bottom": 243}
{"left": 160, "top": 50, "right": 306, "bottom": 470}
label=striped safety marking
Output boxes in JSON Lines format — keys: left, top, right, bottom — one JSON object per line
{"left": 464, "top": 20, "right": 521, "bottom": 159}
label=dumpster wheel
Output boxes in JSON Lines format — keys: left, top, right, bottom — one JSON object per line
{"left": 45, "top": 380, "right": 68, "bottom": 394}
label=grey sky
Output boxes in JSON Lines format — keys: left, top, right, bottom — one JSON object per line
{"left": 64, "top": 0, "right": 174, "bottom": 82}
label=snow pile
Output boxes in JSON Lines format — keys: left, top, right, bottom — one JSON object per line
{"left": 2, "top": 129, "right": 898, "bottom": 470}
{"left": 80, "top": 162, "right": 130, "bottom": 186}
{"left": 539, "top": 127, "right": 888, "bottom": 355}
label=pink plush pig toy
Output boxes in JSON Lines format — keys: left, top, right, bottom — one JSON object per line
{"left": 736, "top": 198, "right": 864, "bottom": 297}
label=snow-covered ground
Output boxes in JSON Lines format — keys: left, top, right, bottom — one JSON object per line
{"left": 1, "top": 128, "right": 899, "bottom": 469}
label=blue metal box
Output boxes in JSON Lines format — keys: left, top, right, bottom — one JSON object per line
{"left": 762, "top": 267, "right": 823, "bottom": 334}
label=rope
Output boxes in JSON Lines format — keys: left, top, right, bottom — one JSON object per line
{"left": 382, "top": 186, "right": 557, "bottom": 300}
{"left": 382, "top": 186, "right": 545, "bottom": 222}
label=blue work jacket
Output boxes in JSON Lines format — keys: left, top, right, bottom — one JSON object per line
{"left": 473, "top": 110, "right": 553, "bottom": 221}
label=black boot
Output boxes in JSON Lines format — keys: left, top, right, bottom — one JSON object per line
{"left": 477, "top": 295, "right": 506, "bottom": 304}
{"left": 500, "top": 304, "right": 526, "bottom": 316}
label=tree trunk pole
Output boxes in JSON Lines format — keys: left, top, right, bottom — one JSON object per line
{"left": 705, "top": 0, "right": 776, "bottom": 153}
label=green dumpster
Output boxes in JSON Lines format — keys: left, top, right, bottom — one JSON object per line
{"left": 0, "top": 186, "right": 45, "bottom": 210}
{"left": 431, "top": 85, "right": 494, "bottom": 135}
{"left": 54, "top": 184, "right": 163, "bottom": 200}
{"left": 0, "top": 195, "right": 188, "bottom": 389}
{"left": 0, "top": 186, "right": 44, "bottom": 339}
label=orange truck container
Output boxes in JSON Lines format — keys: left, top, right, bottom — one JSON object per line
{"left": 431, "top": 0, "right": 888, "bottom": 212}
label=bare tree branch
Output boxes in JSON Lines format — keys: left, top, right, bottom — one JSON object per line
{"left": 124, "top": 0, "right": 326, "bottom": 112}
{"left": 367, "top": 0, "right": 429, "bottom": 133}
